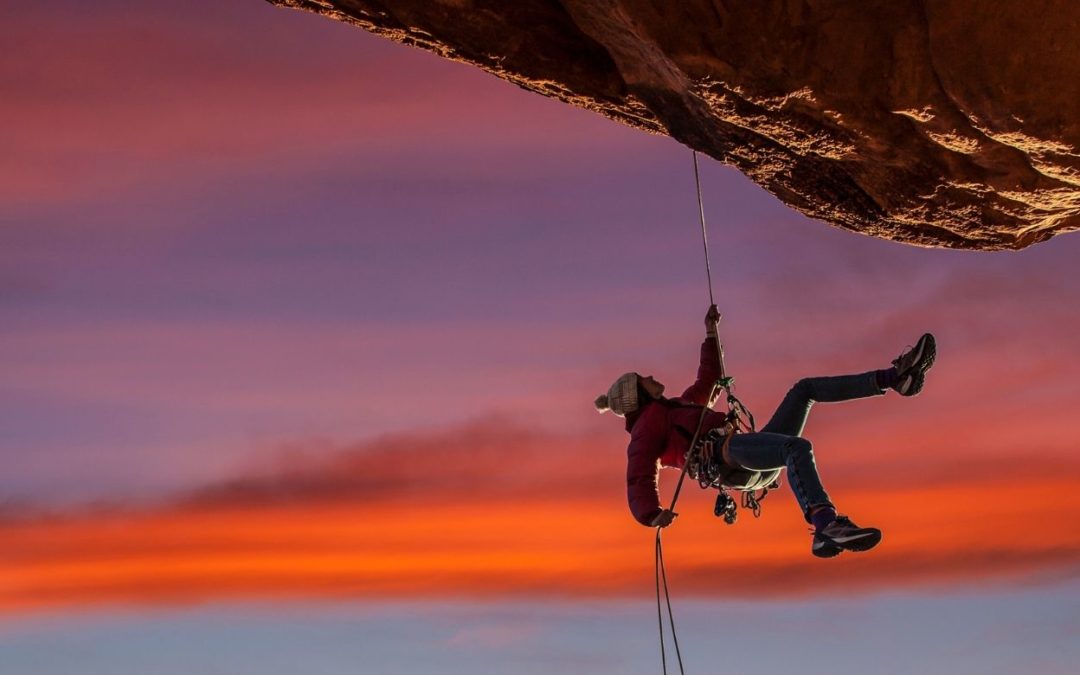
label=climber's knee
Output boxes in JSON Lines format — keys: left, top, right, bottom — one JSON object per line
{"left": 786, "top": 436, "right": 813, "bottom": 459}
{"left": 791, "top": 377, "right": 815, "bottom": 400}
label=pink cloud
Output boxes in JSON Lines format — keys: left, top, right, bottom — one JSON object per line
{"left": 2, "top": 3, "right": 644, "bottom": 208}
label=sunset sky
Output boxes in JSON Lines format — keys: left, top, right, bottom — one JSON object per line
{"left": 2, "top": 1, "right": 1078, "bottom": 673}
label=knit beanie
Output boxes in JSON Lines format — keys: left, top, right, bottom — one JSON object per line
{"left": 594, "top": 372, "right": 640, "bottom": 417}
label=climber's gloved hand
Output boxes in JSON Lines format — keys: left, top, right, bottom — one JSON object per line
{"left": 704, "top": 304, "right": 720, "bottom": 335}
{"left": 650, "top": 509, "right": 679, "bottom": 528}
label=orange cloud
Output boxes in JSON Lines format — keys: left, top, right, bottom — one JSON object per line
{"left": 3, "top": 420, "right": 1078, "bottom": 614}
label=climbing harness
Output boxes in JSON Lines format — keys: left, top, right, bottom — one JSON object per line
{"left": 652, "top": 151, "right": 779, "bottom": 675}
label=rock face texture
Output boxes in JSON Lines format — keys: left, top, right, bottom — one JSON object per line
{"left": 268, "top": 0, "right": 1080, "bottom": 250}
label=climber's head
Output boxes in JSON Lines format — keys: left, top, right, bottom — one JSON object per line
{"left": 594, "top": 372, "right": 664, "bottom": 417}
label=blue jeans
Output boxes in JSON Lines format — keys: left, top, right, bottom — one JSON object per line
{"left": 725, "top": 372, "right": 884, "bottom": 520}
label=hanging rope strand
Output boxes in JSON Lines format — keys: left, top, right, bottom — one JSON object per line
{"left": 655, "top": 529, "right": 685, "bottom": 675}
{"left": 655, "top": 532, "right": 668, "bottom": 674}
{"left": 693, "top": 150, "right": 730, "bottom": 393}
{"left": 693, "top": 151, "right": 715, "bottom": 307}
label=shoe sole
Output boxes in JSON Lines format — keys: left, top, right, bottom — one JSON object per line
{"left": 812, "top": 540, "right": 842, "bottom": 559}
{"left": 913, "top": 334, "right": 937, "bottom": 374}
{"left": 824, "top": 528, "right": 882, "bottom": 553}
{"left": 894, "top": 333, "right": 936, "bottom": 370}
{"left": 896, "top": 334, "right": 935, "bottom": 396}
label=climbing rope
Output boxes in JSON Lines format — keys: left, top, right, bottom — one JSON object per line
{"left": 655, "top": 529, "right": 684, "bottom": 675}
{"left": 693, "top": 150, "right": 716, "bottom": 308}
{"left": 653, "top": 151, "right": 757, "bottom": 674}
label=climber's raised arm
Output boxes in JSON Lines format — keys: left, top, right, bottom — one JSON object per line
{"left": 680, "top": 304, "right": 721, "bottom": 405}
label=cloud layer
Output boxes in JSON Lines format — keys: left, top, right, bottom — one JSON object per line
{"left": 4, "top": 418, "right": 1077, "bottom": 613}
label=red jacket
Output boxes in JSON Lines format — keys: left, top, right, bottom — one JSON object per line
{"left": 625, "top": 336, "right": 727, "bottom": 526}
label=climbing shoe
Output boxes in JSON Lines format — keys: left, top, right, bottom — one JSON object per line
{"left": 891, "top": 333, "right": 936, "bottom": 396}
{"left": 812, "top": 516, "right": 881, "bottom": 558}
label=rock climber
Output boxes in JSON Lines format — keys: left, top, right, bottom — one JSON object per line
{"left": 594, "top": 305, "right": 936, "bottom": 557}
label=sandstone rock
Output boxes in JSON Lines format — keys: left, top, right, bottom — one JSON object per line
{"left": 267, "top": 0, "right": 1080, "bottom": 250}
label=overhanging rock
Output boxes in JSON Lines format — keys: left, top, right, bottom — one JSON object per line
{"left": 268, "top": 0, "right": 1080, "bottom": 250}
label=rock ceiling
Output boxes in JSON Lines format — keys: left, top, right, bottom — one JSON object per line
{"left": 268, "top": 0, "right": 1080, "bottom": 250}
